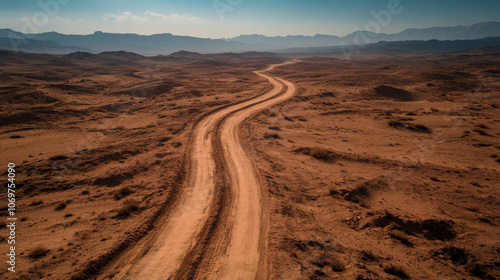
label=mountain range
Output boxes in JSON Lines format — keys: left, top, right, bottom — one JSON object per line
{"left": 0, "top": 21, "right": 499, "bottom": 55}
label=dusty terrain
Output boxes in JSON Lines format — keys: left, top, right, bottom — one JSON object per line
{"left": 0, "top": 46, "right": 499, "bottom": 280}
{"left": 241, "top": 49, "right": 500, "bottom": 279}
{"left": 0, "top": 50, "right": 282, "bottom": 279}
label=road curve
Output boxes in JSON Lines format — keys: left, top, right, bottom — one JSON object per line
{"left": 117, "top": 60, "right": 298, "bottom": 280}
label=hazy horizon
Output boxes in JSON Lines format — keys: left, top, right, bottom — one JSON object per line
{"left": 1, "top": 0, "right": 500, "bottom": 39}
{"left": 3, "top": 20, "right": 500, "bottom": 40}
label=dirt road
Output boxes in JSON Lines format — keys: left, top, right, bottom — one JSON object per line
{"left": 115, "top": 61, "right": 297, "bottom": 280}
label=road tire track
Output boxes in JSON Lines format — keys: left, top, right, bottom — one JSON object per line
{"left": 114, "top": 61, "right": 298, "bottom": 280}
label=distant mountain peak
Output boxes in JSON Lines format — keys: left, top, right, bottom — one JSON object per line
{"left": 0, "top": 21, "right": 499, "bottom": 55}
{"left": 168, "top": 50, "right": 203, "bottom": 58}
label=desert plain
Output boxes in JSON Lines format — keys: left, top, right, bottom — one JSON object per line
{"left": 0, "top": 47, "right": 499, "bottom": 280}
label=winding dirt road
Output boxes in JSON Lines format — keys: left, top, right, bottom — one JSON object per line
{"left": 116, "top": 61, "right": 297, "bottom": 280}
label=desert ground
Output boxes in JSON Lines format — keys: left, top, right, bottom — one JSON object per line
{"left": 0, "top": 47, "right": 499, "bottom": 280}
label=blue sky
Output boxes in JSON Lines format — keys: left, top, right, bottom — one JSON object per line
{"left": 0, "top": 0, "right": 499, "bottom": 38}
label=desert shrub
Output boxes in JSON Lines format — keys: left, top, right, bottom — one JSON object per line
{"left": 9, "top": 135, "right": 23, "bottom": 139}
{"left": 0, "top": 221, "right": 6, "bottom": 229}
{"left": 268, "top": 126, "right": 281, "bottom": 131}
{"left": 114, "top": 186, "right": 134, "bottom": 200}
{"left": 369, "top": 212, "right": 455, "bottom": 241}
{"left": 389, "top": 121, "right": 405, "bottom": 128}
{"left": 263, "top": 132, "right": 281, "bottom": 139}
{"left": 389, "top": 231, "right": 413, "bottom": 247}
{"left": 49, "top": 155, "right": 68, "bottom": 161}
{"left": 54, "top": 202, "right": 66, "bottom": 211}
{"left": 407, "top": 124, "right": 431, "bottom": 134}
{"left": 473, "top": 129, "right": 491, "bottom": 136}
{"left": 319, "top": 91, "right": 336, "bottom": 97}
{"left": 343, "top": 185, "right": 370, "bottom": 203}
{"left": 159, "top": 137, "right": 171, "bottom": 143}
{"left": 383, "top": 264, "right": 409, "bottom": 279}
{"left": 295, "top": 147, "right": 337, "bottom": 162}
{"left": 375, "top": 85, "right": 414, "bottom": 101}
{"left": 310, "top": 147, "right": 330, "bottom": 159}
{"left": 433, "top": 246, "right": 469, "bottom": 265}
{"left": 329, "top": 257, "right": 346, "bottom": 272}
{"left": 115, "top": 199, "right": 140, "bottom": 219}
{"left": 361, "top": 250, "right": 377, "bottom": 262}
{"left": 28, "top": 246, "right": 50, "bottom": 260}
{"left": 467, "top": 261, "right": 493, "bottom": 279}
{"left": 81, "top": 190, "right": 89, "bottom": 195}
{"left": 173, "top": 142, "right": 182, "bottom": 147}
{"left": 355, "top": 275, "right": 372, "bottom": 280}
{"left": 29, "top": 200, "right": 43, "bottom": 206}
{"left": 311, "top": 255, "right": 345, "bottom": 273}
{"left": 475, "top": 124, "right": 490, "bottom": 129}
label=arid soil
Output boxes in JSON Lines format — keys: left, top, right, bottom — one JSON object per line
{"left": 0, "top": 50, "right": 281, "bottom": 280}
{"left": 241, "top": 49, "right": 500, "bottom": 279}
{"left": 0, "top": 47, "right": 499, "bottom": 280}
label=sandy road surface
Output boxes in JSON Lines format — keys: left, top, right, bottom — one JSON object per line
{"left": 116, "top": 61, "right": 297, "bottom": 280}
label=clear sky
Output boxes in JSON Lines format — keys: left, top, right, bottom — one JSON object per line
{"left": 0, "top": 0, "right": 499, "bottom": 38}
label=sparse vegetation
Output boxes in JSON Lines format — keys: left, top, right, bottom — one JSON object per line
{"left": 389, "top": 231, "right": 413, "bottom": 247}
{"left": 114, "top": 186, "right": 134, "bottom": 200}
{"left": 294, "top": 147, "right": 338, "bottom": 162}
{"left": 29, "top": 200, "right": 43, "bottom": 206}
{"left": 310, "top": 147, "right": 330, "bottom": 159}
{"left": 389, "top": 121, "right": 405, "bottom": 128}
{"left": 328, "top": 257, "right": 346, "bottom": 272}
{"left": 360, "top": 250, "right": 377, "bottom": 262}
{"left": 389, "top": 121, "right": 431, "bottom": 133}
{"left": 54, "top": 202, "right": 66, "bottom": 211}
{"left": 9, "top": 135, "right": 23, "bottom": 139}
{"left": 28, "top": 246, "right": 50, "bottom": 260}
{"left": 115, "top": 199, "right": 140, "bottom": 219}
{"left": 263, "top": 132, "right": 281, "bottom": 139}
{"left": 475, "top": 124, "right": 490, "bottom": 129}
{"left": 383, "top": 264, "right": 410, "bottom": 279}
{"left": 319, "top": 91, "right": 336, "bottom": 97}
{"left": 433, "top": 246, "right": 469, "bottom": 265}
{"left": 473, "top": 129, "right": 491, "bottom": 136}
{"left": 407, "top": 124, "right": 431, "bottom": 133}
{"left": 49, "top": 154, "right": 68, "bottom": 161}
{"left": 0, "top": 221, "right": 6, "bottom": 229}
{"left": 173, "top": 142, "right": 182, "bottom": 147}
{"left": 159, "top": 136, "right": 171, "bottom": 143}
{"left": 467, "top": 261, "right": 493, "bottom": 279}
